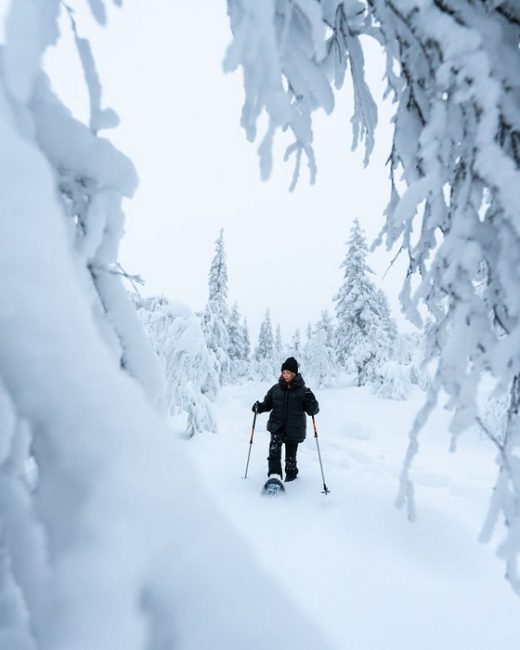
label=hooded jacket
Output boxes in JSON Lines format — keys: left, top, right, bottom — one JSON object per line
{"left": 257, "top": 373, "right": 319, "bottom": 443}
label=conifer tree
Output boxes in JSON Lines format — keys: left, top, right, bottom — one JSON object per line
{"left": 227, "top": 302, "right": 243, "bottom": 361}
{"left": 273, "top": 324, "right": 283, "bottom": 365}
{"left": 302, "top": 311, "right": 337, "bottom": 385}
{"left": 241, "top": 317, "right": 251, "bottom": 363}
{"left": 315, "top": 310, "right": 335, "bottom": 350}
{"left": 255, "top": 309, "right": 274, "bottom": 362}
{"left": 208, "top": 228, "right": 228, "bottom": 306}
{"left": 304, "top": 329, "right": 336, "bottom": 388}
{"left": 202, "top": 229, "right": 230, "bottom": 385}
{"left": 228, "top": 302, "right": 253, "bottom": 380}
{"left": 254, "top": 310, "right": 276, "bottom": 380}
{"left": 334, "top": 219, "right": 396, "bottom": 386}
{"left": 291, "top": 329, "right": 301, "bottom": 358}
{"left": 375, "top": 289, "right": 398, "bottom": 344}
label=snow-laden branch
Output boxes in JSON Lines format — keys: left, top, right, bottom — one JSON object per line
{"left": 225, "top": 0, "right": 376, "bottom": 187}
{"left": 64, "top": 3, "right": 120, "bottom": 133}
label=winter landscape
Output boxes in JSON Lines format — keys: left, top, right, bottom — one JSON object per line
{"left": 1, "top": 1, "right": 520, "bottom": 649}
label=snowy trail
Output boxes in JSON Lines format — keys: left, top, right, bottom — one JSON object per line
{"left": 181, "top": 382, "right": 520, "bottom": 650}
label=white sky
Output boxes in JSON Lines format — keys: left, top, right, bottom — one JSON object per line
{"left": 23, "top": 0, "right": 411, "bottom": 342}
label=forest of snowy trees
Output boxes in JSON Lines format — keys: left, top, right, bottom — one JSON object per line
{"left": 132, "top": 223, "right": 423, "bottom": 440}
{"left": 1, "top": 1, "right": 519, "bottom": 648}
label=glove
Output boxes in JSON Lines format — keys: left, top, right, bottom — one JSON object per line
{"left": 252, "top": 401, "right": 261, "bottom": 413}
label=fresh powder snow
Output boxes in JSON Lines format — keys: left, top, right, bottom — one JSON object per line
{"left": 181, "top": 380, "right": 520, "bottom": 650}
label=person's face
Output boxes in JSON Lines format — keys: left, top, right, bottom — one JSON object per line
{"left": 281, "top": 370, "right": 296, "bottom": 383}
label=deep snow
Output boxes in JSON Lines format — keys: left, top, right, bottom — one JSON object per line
{"left": 180, "top": 380, "right": 520, "bottom": 650}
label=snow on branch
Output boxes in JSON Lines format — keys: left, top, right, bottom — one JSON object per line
{"left": 225, "top": 0, "right": 376, "bottom": 187}
{"left": 64, "top": 3, "right": 120, "bottom": 133}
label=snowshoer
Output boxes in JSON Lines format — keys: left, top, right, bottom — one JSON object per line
{"left": 252, "top": 357, "right": 319, "bottom": 482}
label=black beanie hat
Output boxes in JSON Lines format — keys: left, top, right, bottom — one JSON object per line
{"left": 281, "top": 357, "right": 299, "bottom": 374}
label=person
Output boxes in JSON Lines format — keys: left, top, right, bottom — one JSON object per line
{"left": 252, "top": 357, "right": 319, "bottom": 482}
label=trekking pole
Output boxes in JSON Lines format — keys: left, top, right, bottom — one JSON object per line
{"left": 244, "top": 405, "right": 258, "bottom": 479}
{"left": 311, "top": 415, "right": 330, "bottom": 494}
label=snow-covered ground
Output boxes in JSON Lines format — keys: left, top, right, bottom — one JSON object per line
{"left": 178, "top": 381, "right": 520, "bottom": 650}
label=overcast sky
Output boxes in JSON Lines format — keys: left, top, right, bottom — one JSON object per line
{"left": 38, "top": 1, "right": 410, "bottom": 342}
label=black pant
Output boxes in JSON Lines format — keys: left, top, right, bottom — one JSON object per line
{"left": 268, "top": 429, "right": 299, "bottom": 478}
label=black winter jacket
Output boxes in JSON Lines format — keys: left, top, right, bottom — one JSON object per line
{"left": 257, "top": 374, "right": 319, "bottom": 443}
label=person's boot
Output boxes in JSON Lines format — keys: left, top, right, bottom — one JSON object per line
{"left": 285, "top": 459, "right": 298, "bottom": 482}
{"left": 267, "top": 455, "right": 283, "bottom": 479}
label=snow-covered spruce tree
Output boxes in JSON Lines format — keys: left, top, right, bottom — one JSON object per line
{"left": 0, "top": 4, "right": 334, "bottom": 648}
{"left": 242, "top": 316, "right": 252, "bottom": 362}
{"left": 290, "top": 328, "right": 302, "bottom": 358}
{"left": 315, "top": 309, "right": 336, "bottom": 350}
{"left": 375, "top": 289, "right": 397, "bottom": 344}
{"left": 202, "top": 228, "right": 230, "bottom": 386}
{"left": 274, "top": 323, "right": 284, "bottom": 366}
{"left": 254, "top": 309, "right": 276, "bottom": 380}
{"left": 228, "top": 302, "right": 249, "bottom": 379}
{"left": 225, "top": 0, "right": 520, "bottom": 591}
{"left": 303, "top": 310, "right": 338, "bottom": 387}
{"left": 133, "top": 295, "right": 218, "bottom": 436}
{"left": 228, "top": 302, "right": 242, "bottom": 360}
{"left": 303, "top": 329, "right": 337, "bottom": 388}
{"left": 334, "top": 219, "right": 396, "bottom": 385}
{"left": 255, "top": 310, "right": 275, "bottom": 361}
{"left": 370, "top": 289, "right": 408, "bottom": 399}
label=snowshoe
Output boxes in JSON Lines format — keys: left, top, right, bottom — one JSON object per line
{"left": 262, "top": 476, "right": 285, "bottom": 496}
